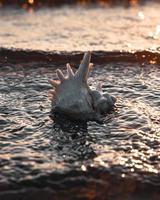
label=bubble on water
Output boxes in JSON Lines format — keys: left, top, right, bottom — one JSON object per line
{"left": 121, "top": 173, "right": 126, "bottom": 178}
{"left": 81, "top": 165, "right": 87, "bottom": 171}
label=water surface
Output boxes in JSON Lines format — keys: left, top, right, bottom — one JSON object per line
{"left": 0, "top": 2, "right": 160, "bottom": 200}
{"left": 0, "top": 59, "right": 160, "bottom": 199}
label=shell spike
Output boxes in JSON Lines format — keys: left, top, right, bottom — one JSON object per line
{"left": 75, "top": 51, "right": 91, "bottom": 82}
{"left": 56, "top": 69, "right": 65, "bottom": 82}
{"left": 48, "top": 79, "right": 60, "bottom": 88}
{"left": 66, "top": 63, "right": 74, "bottom": 78}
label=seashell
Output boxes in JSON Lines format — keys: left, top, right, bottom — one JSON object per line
{"left": 48, "top": 51, "right": 116, "bottom": 123}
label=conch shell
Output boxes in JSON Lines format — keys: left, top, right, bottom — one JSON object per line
{"left": 49, "top": 52, "right": 116, "bottom": 123}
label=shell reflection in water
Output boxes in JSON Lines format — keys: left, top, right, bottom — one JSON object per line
{"left": 49, "top": 120, "right": 96, "bottom": 162}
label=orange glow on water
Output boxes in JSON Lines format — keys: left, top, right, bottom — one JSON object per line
{"left": 149, "top": 60, "right": 156, "bottom": 64}
{"left": 28, "top": 0, "right": 34, "bottom": 5}
{"left": 129, "top": 0, "right": 138, "bottom": 6}
{"left": 0, "top": 0, "right": 152, "bottom": 10}
{"left": 78, "top": 0, "right": 87, "bottom": 6}
{"left": 0, "top": 0, "right": 146, "bottom": 7}
{"left": 97, "top": 0, "right": 108, "bottom": 6}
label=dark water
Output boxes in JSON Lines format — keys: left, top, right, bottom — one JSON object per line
{"left": 0, "top": 50, "right": 160, "bottom": 199}
{"left": 0, "top": 2, "right": 160, "bottom": 199}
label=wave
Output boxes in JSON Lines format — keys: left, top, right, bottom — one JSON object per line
{"left": 0, "top": 47, "right": 160, "bottom": 67}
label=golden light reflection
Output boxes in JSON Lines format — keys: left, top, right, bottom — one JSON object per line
{"left": 28, "top": 0, "right": 34, "bottom": 5}
{"left": 94, "top": 156, "right": 107, "bottom": 167}
{"left": 32, "top": 162, "right": 65, "bottom": 170}
{"left": 97, "top": 0, "right": 108, "bottom": 6}
{"left": 0, "top": 154, "right": 11, "bottom": 160}
{"left": 77, "top": 0, "right": 88, "bottom": 6}
{"left": 129, "top": 0, "right": 138, "bottom": 7}
{"left": 93, "top": 152, "right": 160, "bottom": 174}
{"left": 149, "top": 60, "right": 156, "bottom": 64}
{"left": 81, "top": 165, "right": 87, "bottom": 171}
{"left": 0, "top": 0, "right": 146, "bottom": 8}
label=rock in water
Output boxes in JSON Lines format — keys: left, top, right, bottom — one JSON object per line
{"left": 49, "top": 52, "right": 116, "bottom": 123}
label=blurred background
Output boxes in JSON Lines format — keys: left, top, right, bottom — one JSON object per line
{"left": 0, "top": 0, "right": 155, "bottom": 7}
{"left": 0, "top": 0, "right": 160, "bottom": 52}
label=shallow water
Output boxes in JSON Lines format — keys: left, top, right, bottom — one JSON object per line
{"left": 0, "top": 59, "right": 160, "bottom": 199}
{"left": 0, "top": 2, "right": 160, "bottom": 200}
